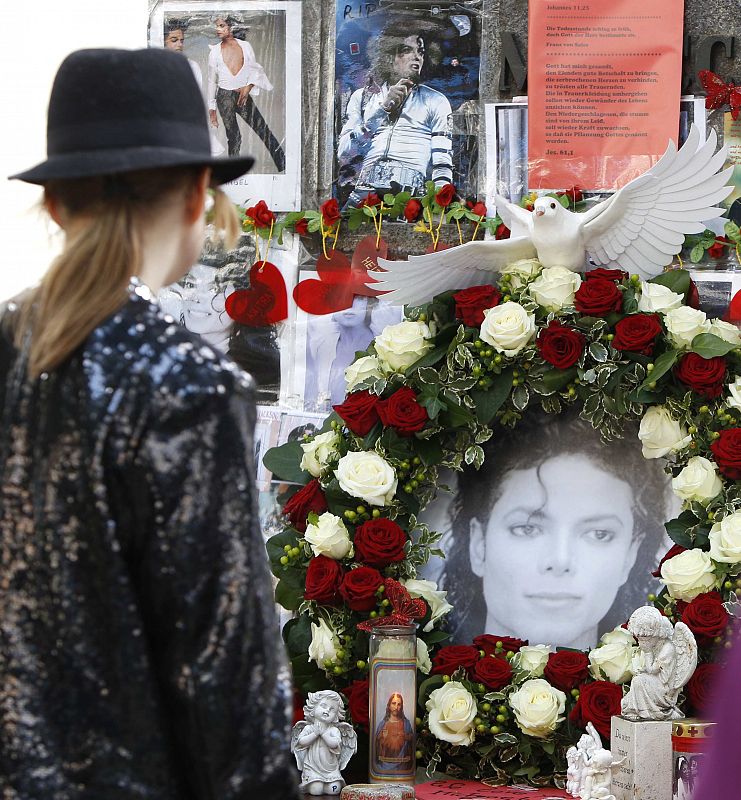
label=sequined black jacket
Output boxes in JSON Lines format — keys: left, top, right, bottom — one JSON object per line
{"left": 0, "top": 283, "right": 297, "bottom": 800}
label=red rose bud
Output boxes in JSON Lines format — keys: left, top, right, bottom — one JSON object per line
{"left": 377, "top": 387, "right": 428, "bottom": 436}
{"left": 294, "top": 217, "right": 309, "bottom": 236}
{"left": 674, "top": 353, "right": 727, "bottom": 398}
{"left": 339, "top": 565, "right": 384, "bottom": 611}
{"left": 536, "top": 320, "right": 585, "bottom": 369}
{"left": 652, "top": 544, "right": 687, "bottom": 578}
{"left": 431, "top": 644, "right": 480, "bottom": 676}
{"left": 574, "top": 278, "right": 623, "bottom": 316}
{"left": 333, "top": 390, "right": 380, "bottom": 436}
{"left": 585, "top": 267, "right": 629, "bottom": 282}
{"left": 685, "top": 662, "right": 720, "bottom": 714}
{"left": 343, "top": 679, "right": 370, "bottom": 731}
{"left": 320, "top": 198, "right": 341, "bottom": 225}
{"left": 283, "top": 479, "right": 328, "bottom": 533}
{"left": 473, "top": 634, "right": 528, "bottom": 656}
{"left": 708, "top": 236, "right": 730, "bottom": 259}
{"left": 403, "top": 199, "right": 423, "bottom": 222}
{"left": 710, "top": 428, "right": 741, "bottom": 479}
{"left": 453, "top": 284, "right": 502, "bottom": 327}
{"left": 469, "top": 201, "right": 487, "bottom": 218}
{"left": 434, "top": 183, "right": 456, "bottom": 207}
{"left": 544, "top": 651, "right": 590, "bottom": 692}
{"left": 611, "top": 313, "right": 663, "bottom": 356}
{"left": 558, "top": 186, "right": 583, "bottom": 204}
{"left": 687, "top": 279, "right": 700, "bottom": 309}
{"left": 676, "top": 591, "right": 729, "bottom": 644}
{"left": 246, "top": 199, "right": 276, "bottom": 228}
{"left": 472, "top": 655, "right": 513, "bottom": 690}
{"left": 353, "top": 518, "right": 407, "bottom": 567}
{"left": 569, "top": 680, "right": 623, "bottom": 742}
{"left": 495, "top": 222, "right": 511, "bottom": 240}
{"left": 359, "top": 193, "right": 382, "bottom": 208}
{"left": 304, "top": 555, "right": 344, "bottom": 605}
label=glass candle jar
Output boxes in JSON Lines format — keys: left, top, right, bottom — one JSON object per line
{"left": 671, "top": 719, "right": 716, "bottom": 800}
{"left": 368, "top": 625, "right": 416, "bottom": 784}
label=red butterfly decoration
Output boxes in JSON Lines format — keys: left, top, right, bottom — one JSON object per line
{"left": 356, "top": 578, "right": 427, "bottom": 632}
{"left": 699, "top": 70, "right": 741, "bottom": 120}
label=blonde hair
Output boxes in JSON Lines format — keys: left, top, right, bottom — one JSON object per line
{"left": 14, "top": 167, "right": 240, "bottom": 378}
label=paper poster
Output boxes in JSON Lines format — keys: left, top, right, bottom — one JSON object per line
{"left": 724, "top": 113, "right": 741, "bottom": 223}
{"left": 527, "top": 0, "right": 684, "bottom": 190}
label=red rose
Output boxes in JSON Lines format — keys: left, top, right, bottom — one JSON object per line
{"left": 304, "top": 556, "right": 344, "bottom": 605}
{"left": 339, "top": 566, "right": 384, "bottom": 611}
{"left": 558, "top": 186, "right": 583, "bottom": 204}
{"left": 333, "top": 390, "right": 380, "bottom": 436}
{"left": 431, "top": 644, "right": 480, "bottom": 676}
{"left": 544, "top": 651, "right": 590, "bottom": 692}
{"left": 710, "top": 428, "right": 741, "bottom": 479}
{"left": 404, "top": 199, "right": 423, "bottom": 222}
{"left": 574, "top": 278, "right": 623, "bottom": 316}
{"left": 321, "top": 198, "right": 341, "bottom": 225}
{"left": 473, "top": 634, "right": 528, "bottom": 656}
{"left": 708, "top": 236, "right": 730, "bottom": 259}
{"left": 611, "top": 314, "right": 663, "bottom": 356}
{"left": 687, "top": 279, "right": 700, "bottom": 310}
{"left": 435, "top": 184, "right": 456, "bottom": 207}
{"left": 453, "top": 284, "right": 502, "bottom": 327}
{"left": 377, "top": 387, "right": 428, "bottom": 436}
{"left": 359, "top": 193, "right": 382, "bottom": 208}
{"left": 495, "top": 222, "right": 511, "bottom": 240}
{"left": 685, "top": 662, "right": 720, "bottom": 714}
{"left": 569, "top": 680, "right": 623, "bottom": 742}
{"left": 294, "top": 217, "right": 309, "bottom": 236}
{"left": 343, "top": 679, "right": 370, "bottom": 731}
{"left": 469, "top": 201, "right": 487, "bottom": 218}
{"left": 676, "top": 591, "right": 729, "bottom": 644}
{"left": 585, "top": 268, "right": 628, "bottom": 282}
{"left": 283, "top": 479, "right": 328, "bottom": 533}
{"left": 245, "top": 199, "right": 276, "bottom": 228}
{"left": 353, "top": 518, "right": 407, "bottom": 567}
{"left": 536, "top": 320, "right": 585, "bottom": 369}
{"left": 472, "top": 655, "right": 513, "bottom": 690}
{"left": 652, "top": 544, "right": 687, "bottom": 577}
{"left": 674, "top": 353, "right": 727, "bottom": 398}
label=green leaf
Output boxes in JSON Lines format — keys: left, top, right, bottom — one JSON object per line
{"left": 639, "top": 348, "right": 679, "bottom": 390}
{"left": 648, "top": 269, "right": 690, "bottom": 295}
{"left": 725, "top": 220, "right": 741, "bottom": 243}
{"left": 664, "top": 519, "right": 694, "bottom": 549}
{"left": 691, "top": 333, "right": 738, "bottom": 359}
{"left": 405, "top": 344, "right": 448, "bottom": 374}
{"left": 347, "top": 213, "right": 365, "bottom": 231}
{"left": 542, "top": 367, "right": 577, "bottom": 393}
{"left": 275, "top": 578, "right": 303, "bottom": 610}
{"left": 471, "top": 368, "right": 514, "bottom": 423}
{"left": 414, "top": 436, "right": 444, "bottom": 466}
{"left": 511, "top": 384, "right": 529, "bottom": 411}
{"left": 263, "top": 441, "right": 311, "bottom": 483}
{"left": 418, "top": 675, "right": 445, "bottom": 707}
{"left": 690, "top": 244, "right": 705, "bottom": 263}
{"left": 283, "top": 614, "right": 313, "bottom": 655}
{"left": 588, "top": 342, "right": 609, "bottom": 363}
{"left": 266, "top": 529, "right": 300, "bottom": 567}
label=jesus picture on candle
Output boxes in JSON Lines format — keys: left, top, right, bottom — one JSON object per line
{"left": 373, "top": 692, "right": 414, "bottom": 772}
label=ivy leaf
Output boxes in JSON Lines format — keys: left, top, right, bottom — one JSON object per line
{"left": 691, "top": 333, "right": 738, "bottom": 359}
{"left": 464, "top": 445, "right": 485, "bottom": 468}
{"left": 648, "top": 269, "right": 690, "bottom": 295}
{"left": 263, "top": 441, "right": 310, "bottom": 484}
{"left": 471, "top": 368, "right": 514, "bottom": 423}
{"left": 511, "top": 384, "right": 530, "bottom": 412}
{"left": 588, "top": 342, "right": 609, "bottom": 363}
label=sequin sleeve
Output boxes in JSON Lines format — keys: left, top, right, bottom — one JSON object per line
{"left": 124, "top": 370, "right": 297, "bottom": 799}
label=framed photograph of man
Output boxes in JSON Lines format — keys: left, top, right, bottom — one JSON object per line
{"left": 335, "top": 1, "right": 480, "bottom": 209}
{"left": 149, "top": 0, "right": 302, "bottom": 210}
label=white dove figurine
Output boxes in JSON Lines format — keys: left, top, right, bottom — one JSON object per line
{"left": 371, "top": 124, "right": 733, "bottom": 305}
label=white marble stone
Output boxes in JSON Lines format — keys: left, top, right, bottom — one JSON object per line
{"left": 610, "top": 716, "right": 672, "bottom": 800}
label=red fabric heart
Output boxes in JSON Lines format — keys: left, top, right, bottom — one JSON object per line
{"left": 293, "top": 277, "right": 354, "bottom": 315}
{"left": 727, "top": 290, "right": 741, "bottom": 323}
{"left": 425, "top": 242, "right": 452, "bottom": 253}
{"left": 225, "top": 261, "right": 287, "bottom": 326}
{"left": 351, "top": 235, "right": 388, "bottom": 297}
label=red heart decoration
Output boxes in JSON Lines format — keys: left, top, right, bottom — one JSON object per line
{"left": 293, "top": 277, "right": 354, "bottom": 315}
{"left": 225, "top": 261, "right": 287, "bottom": 326}
{"left": 727, "top": 290, "right": 741, "bottom": 323}
{"left": 351, "top": 235, "right": 388, "bottom": 297}
{"left": 425, "top": 242, "right": 452, "bottom": 253}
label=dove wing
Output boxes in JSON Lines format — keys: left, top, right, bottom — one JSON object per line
{"left": 494, "top": 195, "right": 532, "bottom": 238}
{"left": 371, "top": 237, "right": 537, "bottom": 306}
{"left": 582, "top": 124, "right": 734, "bottom": 278}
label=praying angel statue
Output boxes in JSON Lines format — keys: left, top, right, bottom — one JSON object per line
{"left": 566, "top": 722, "right": 624, "bottom": 800}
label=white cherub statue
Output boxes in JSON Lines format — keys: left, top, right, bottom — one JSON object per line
{"left": 566, "top": 722, "right": 624, "bottom": 800}
{"left": 291, "top": 690, "right": 358, "bottom": 796}
{"left": 621, "top": 606, "right": 698, "bottom": 722}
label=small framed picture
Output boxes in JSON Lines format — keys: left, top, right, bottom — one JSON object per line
{"left": 689, "top": 269, "right": 741, "bottom": 320}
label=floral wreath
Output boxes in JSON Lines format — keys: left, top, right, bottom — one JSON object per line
{"left": 264, "top": 260, "right": 741, "bottom": 787}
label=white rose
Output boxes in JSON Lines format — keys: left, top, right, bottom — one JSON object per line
{"left": 300, "top": 430, "right": 340, "bottom": 477}
{"left": 402, "top": 578, "right": 453, "bottom": 632}
{"left": 600, "top": 626, "right": 635, "bottom": 647}
{"left": 335, "top": 451, "right": 397, "bottom": 506}
{"left": 664, "top": 306, "right": 711, "bottom": 349}
{"left": 307, "top": 618, "right": 340, "bottom": 667}
{"left": 345, "top": 355, "right": 384, "bottom": 391}
{"left": 672, "top": 456, "right": 723, "bottom": 504}
{"left": 374, "top": 320, "right": 432, "bottom": 372}
{"left": 528, "top": 266, "right": 582, "bottom": 311}
{"left": 727, "top": 377, "right": 741, "bottom": 411}
{"left": 638, "top": 406, "right": 690, "bottom": 459}
{"left": 637, "top": 281, "right": 684, "bottom": 314}
{"left": 513, "top": 645, "right": 551, "bottom": 677}
{"left": 660, "top": 549, "right": 718, "bottom": 601}
{"left": 304, "top": 512, "right": 353, "bottom": 560}
{"left": 709, "top": 319, "right": 741, "bottom": 346}
{"left": 588, "top": 641, "right": 634, "bottom": 684}
{"left": 508, "top": 679, "right": 566, "bottom": 739}
{"left": 426, "top": 681, "right": 477, "bottom": 745}
{"left": 505, "top": 258, "right": 543, "bottom": 290}
{"left": 417, "top": 639, "right": 432, "bottom": 675}
{"left": 709, "top": 511, "right": 741, "bottom": 564}
{"left": 479, "top": 302, "right": 536, "bottom": 357}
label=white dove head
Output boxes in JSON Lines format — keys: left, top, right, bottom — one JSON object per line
{"left": 533, "top": 196, "right": 564, "bottom": 220}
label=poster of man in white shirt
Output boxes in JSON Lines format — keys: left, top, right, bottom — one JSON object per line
{"left": 335, "top": 6, "right": 480, "bottom": 208}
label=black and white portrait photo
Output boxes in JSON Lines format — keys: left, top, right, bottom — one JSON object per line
{"left": 434, "top": 410, "right": 674, "bottom": 650}
{"left": 689, "top": 270, "right": 741, "bottom": 320}
{"left": 149, "top": 1, "right": 302, "bottom": 209}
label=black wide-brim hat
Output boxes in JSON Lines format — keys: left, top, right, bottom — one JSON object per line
{"left": 10, "top": 48, "right": 254, "bottom": 185}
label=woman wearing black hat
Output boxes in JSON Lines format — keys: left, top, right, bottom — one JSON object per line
{"left": 1, "top": 48, "right": 297, "bottom": 799}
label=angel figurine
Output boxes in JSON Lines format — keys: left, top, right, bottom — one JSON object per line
{"left": 566, "top": 722, "right": 624, "bottom": 800}
{"left": 621, "top": 606, "right": 698, "bottom": 722}
{"left": 291, "top": 690, "right": 358, "bottom": 796}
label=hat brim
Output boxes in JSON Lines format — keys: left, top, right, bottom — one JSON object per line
{"left": 9, "top": 146, "right": 254, "bottom": 186}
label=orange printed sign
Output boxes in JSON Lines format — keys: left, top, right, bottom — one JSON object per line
{"left": 527, "top": 0, "right": 685, "bottom": 190}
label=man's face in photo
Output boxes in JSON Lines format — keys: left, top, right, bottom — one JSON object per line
{"left": 393, "top": 35, "right": 424, "bottom": 82}
{"left": 165, "top": 29, "right": 185, "bottom": 51}
{"left": 215, "top": 18, "right": 232, "bottom": 40}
